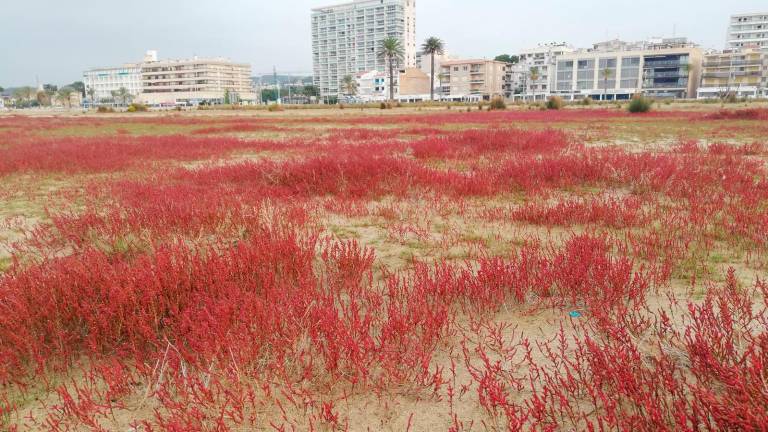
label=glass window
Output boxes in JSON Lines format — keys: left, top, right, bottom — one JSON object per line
{"left": 577, "top": 59, "right": 595, "bottom": 90}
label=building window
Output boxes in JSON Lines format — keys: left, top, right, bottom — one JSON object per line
{"left": 620, "top": 57, "right": 640, "bottom": 89}
{"left": 598, "top": 58, "right": 617, "bottom": 89}
{"left": 556, "top": 60, "right": 573, "bottom": 91}
{"left": 577, "top": 59, "right": 595, "bottom": 90}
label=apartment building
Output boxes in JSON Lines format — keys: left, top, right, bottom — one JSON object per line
{"left": 416, "top": 50, "right": 457, "bottom": 91}
{"left": 727, "top": 12, "right": 768, "bottom": 50}
{"left": 353, "top": 67, "right": 429, "bottom": 101}
{"left": 552, "top": 38, "right": 703, "bottom": 100}
{"left": 698, "top": 49, "right": 768, "bottom": 99}
{"left": 83, "top": 63, "right": 143, "bottom": 102}
{"left": 440, "top": 59, "right": 508, "bottom": 101}
{"left": 138, "top": 57, "right": 257, "bottom": 106}
{"left": 513, "top": 43, "right": 575, "bottom": 100}
{"left": 311, "top": 0, "right": 417, "bottom": 98}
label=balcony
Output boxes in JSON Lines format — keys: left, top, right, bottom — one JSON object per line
{"left": 644, "top": 60, "right": 687, "bottom": 68}
{"left": 644, "top": 71, "right": 688, "bottom": 78}
{"left": 643, "top": 81, "right": 688, "bottom": 89}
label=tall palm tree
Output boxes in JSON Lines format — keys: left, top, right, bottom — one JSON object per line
{"left": 529, "top": 67, "right": 540, "bottom": 101}
{"left": 87, "top": 86, "right": 97, "bottom": 106}
{"left": 57, "top": 87, "right": 75, "bottom": 108}
{"left": 421, "top": 37, "right": 445, "bottom": 101}
{"left": 377, "top": 37, "right": 404, "bottom": 102}
{"left": 341, "top": 75, "right": 358, "bottom": 96}
{"left": 600, "top": 68, "right": 613, "bottom": 101}
{"left": 117, "top": 87, "right": 131, "bottom": 107}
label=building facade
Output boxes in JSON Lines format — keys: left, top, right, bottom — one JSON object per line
{"left": 727, "top": 12, "right": 768, "bottom": 50}
{"left": 440, "top": 59, "right": 508, "bottom": 101}
{"left": 552, "top": 39, "right": 703, "bottom": 100}
{"left": 311, "top": 0, "right": 417, "bottom": 98}
{"left": 353, "top": 67, "right": 429, "bottom": 101}
{"left": 513, "top": 43, "right": 575, "bottom": 100}
{"left": 83, "top": 64, "right": 143, "bottom": 102}
{"left": 698, "top": 49, "right": 768, "bottom": 99}
{"left": 138, "top": 57, "right": 257, "bottom": 105}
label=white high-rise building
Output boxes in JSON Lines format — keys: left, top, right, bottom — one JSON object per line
{"left": 311, "top": 0, "right": 416, "bottom": 98}
{"left": 727, "top": 12, "right": 768, "bottom": 50}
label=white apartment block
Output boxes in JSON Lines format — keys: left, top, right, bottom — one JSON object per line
{"left": 84, "top": 51, "right": 257, "bottom": 106}
{"left": 139, "top": 57, "right": 257, "bottom": 106}
{"left": 552, "top": 39, "right": 703, "bottom": 100}
{"left": 727, "top": 12, "right": 768, "bottom": 50}
{"left": 83, "top": 64, "right": 143, "bottom": 101}
{"left": 514, "top": 43, "right": 575, "bottom": 100}
{"left": 311, "top": 0, "right": 416, "bottom": 98}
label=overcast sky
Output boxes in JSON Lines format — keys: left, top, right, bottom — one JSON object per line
{"left": 0, "top": 0, "right": 765, "bottom": 87}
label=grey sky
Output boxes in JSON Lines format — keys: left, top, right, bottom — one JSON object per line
{"left": 0, "top": 0, "right": 765, "bottom": 87}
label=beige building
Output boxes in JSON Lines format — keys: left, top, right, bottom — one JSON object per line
{"left": 553, "top": 39, "right": 703, "bottom": 100}
{"left": 440, "top": 59, "right": 508, "bottom": 101}
{"left": 698, "top": 49, "right": 768, "bottom": 99}
{"left": 398, "top": 67, "right": 430, "bottom": 96}
{"left": 352, "top": 67, "right": 430, "bottom": 101}
{"left": 138, "top": 57, "right": 257, "bottom": 106}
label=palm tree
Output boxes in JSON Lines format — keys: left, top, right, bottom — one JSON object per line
{"left": 377, "top": 37, "right": 404, "bottom": 102}
{"left": 87, "top": 86, "right": 97, "bottom": 106}
{"left": 116, "top": 87, "right": 132, "bottom": 107}
{"left": 421, "top": 37, "right": 445, "bottom": 101}
{"left": 341, "top": 75, "right": 358, "bottom": 96}
{"left": 600, "top": 68, "right": 613, "bottom": 101}
{"left": 57, "top": 87, "right": 75, "bottom": 108}
{"left": 529, "top": 67, "right": 540, "bottom": 101}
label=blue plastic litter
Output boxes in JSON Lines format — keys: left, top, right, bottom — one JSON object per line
{"left": 568, "top": 311, "right": 582, "bottom": 318}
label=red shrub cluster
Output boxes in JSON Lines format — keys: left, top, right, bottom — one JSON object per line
{"left": 703, "top": 108, "right": 768, "bottom": 121}
{"left": 1, "top": 112, "right": 767, "bottom": 430}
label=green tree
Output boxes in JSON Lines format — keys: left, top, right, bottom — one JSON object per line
{"left": 87, "top": 86, "right": 97, "bottom": 105}
{"left": 37, "top": 90, "right": 50, "bottom": 106}
{"left": 224, "top": 89, "right": 231, "bottom": 105}
{"left": 495, "top": 54, "right": 519, "bottom": 64}
{"left": 421, "top": 37, "right": 445, "bottom": 101}
{"left": 113, "top": 87, "right": 131, "bottom": 107}
{"left": 600, "top": 67, "right": 613, "bottom": 101}
{"left": 302, "top": 85, "right": 319, "bottom": 98}
{"left": 529, "top": 66, "right": 540, "bottom": 101}
{"left": 261, "top": 88, "right": 278, "bottom": 102}
{"left": 0, "top": 86, "right": 4, "bottom": 93}
{"left": 57, "top": 86, "right": 76, "bottom": 108}
{"left": 69, "top": 81, "right": 85, "bottom": 97}
{"left": 13, "top": 86, "right": 36, "bottom": 102}
{"left": 341, "top": 75, "right": 358, "bottom": 96}
{"left": 377, "top": 37, "right": 404, "bottom": 102}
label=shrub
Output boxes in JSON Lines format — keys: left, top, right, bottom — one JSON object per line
{"left": 267, "top": 103, "right": 284, "bottom": 112}
{"left": 723, "top": 92, "right": 738, "bottom": 104}
{"left": 489, "top": 96, "right": 506, "bottom": 111}
{"left": 127, "top": 103, "right": 148, "bottom": 113}
{"left": 546, "top": 96, "right": 564, "bottom": 110}
{"left": 580, "top": 97, "right": 592, "bottom": 106}
{"left": 628, "top": 95, "right": 653, "bottom": 113}
{"left": 96, "top": 106, "right": 114, "bottom": 113}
